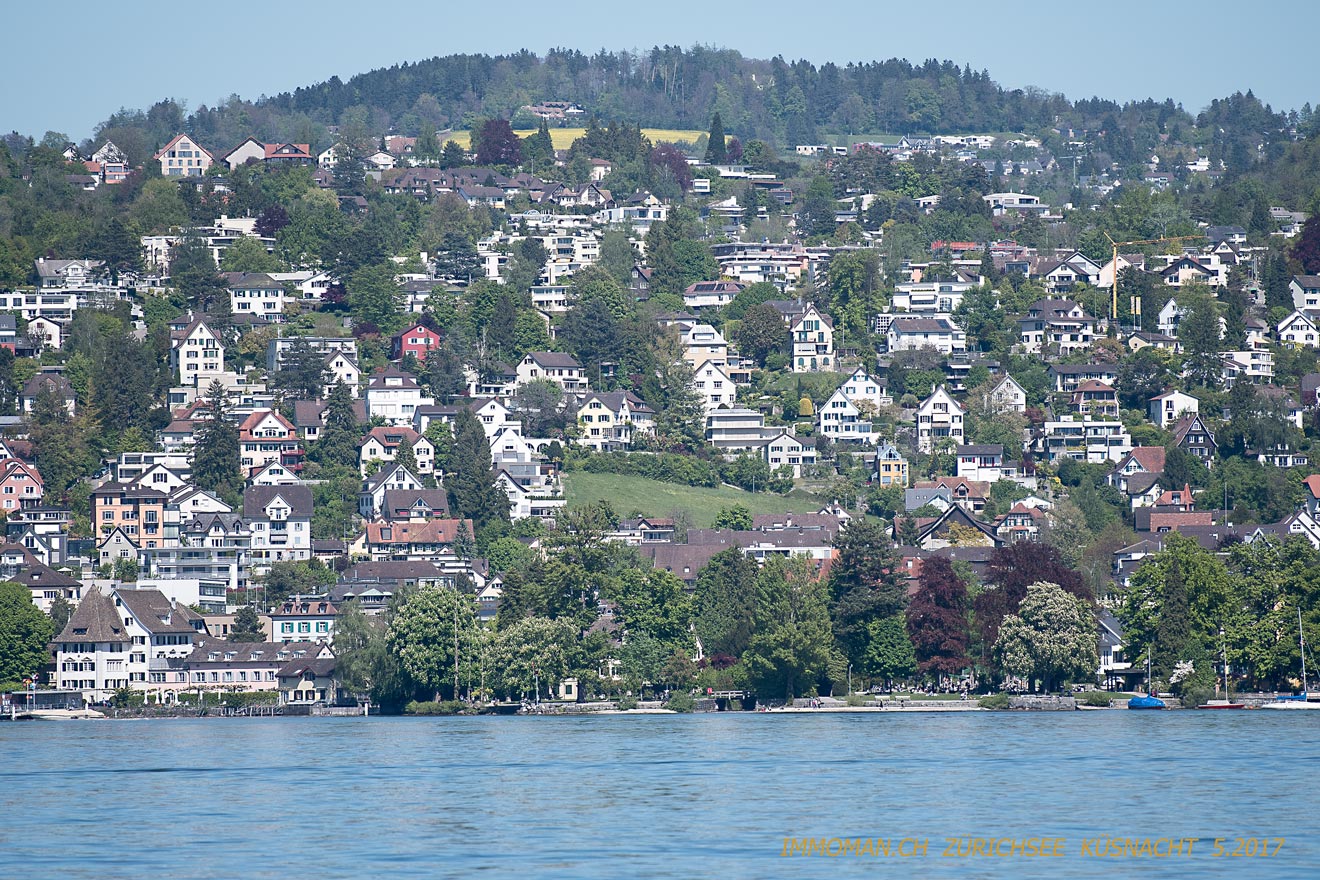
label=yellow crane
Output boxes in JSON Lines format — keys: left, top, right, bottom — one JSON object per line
{"left": 1104, "top": 233, "right": 1204, "bottom": 323}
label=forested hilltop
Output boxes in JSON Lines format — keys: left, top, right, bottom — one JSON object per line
{"left": 29, "top": 47, "right": 1313, "bottom": 177}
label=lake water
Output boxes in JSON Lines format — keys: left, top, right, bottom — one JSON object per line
{"left": 3, "top": 711, "right": 1317, "bottom": 879}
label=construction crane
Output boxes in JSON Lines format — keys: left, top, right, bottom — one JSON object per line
{"left": 1104, "top": 233, "right": 1204, "bottom": 324}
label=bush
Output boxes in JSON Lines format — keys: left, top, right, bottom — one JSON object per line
{"left": 617, "top": 695, "right": 639, "bottom": 710}
{"left": 1079, "top": 691, "right": 1114, "bottom": 708}
{"left": 665, "top": 691, "right": 696, "bottom": 713}
{"left": 978, "top": 693, "right": 1010, "bottom": 710}
{"left": 405, "top": 700, "right": 466, "bottom": 716}
{"left": 845, "top": 692, "right": 868, "bottom": 707}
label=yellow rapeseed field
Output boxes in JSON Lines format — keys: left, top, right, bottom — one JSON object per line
{"left": 442, "top": 128, "right": 705, "bottom": 150}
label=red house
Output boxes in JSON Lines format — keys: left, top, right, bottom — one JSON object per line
{"left": 392, "top": 323, "right": 442, "bottom": 362}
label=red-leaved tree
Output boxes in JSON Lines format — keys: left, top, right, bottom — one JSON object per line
{"left": 905, "top": 556, "right": 971, "bottom": 678}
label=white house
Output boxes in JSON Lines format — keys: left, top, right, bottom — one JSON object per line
{"left": 1148, "top": 390, "right": 1199, "bottom": 429}
{"left": 760, "top": 431, "right": 817, "bottom": 478}
{"left": 226, "top": 272, "right": 287, "bottom": 323}
{"left": 170, "top": 318, "right": 225, "bottom": 387}
{"left": 322, "top": 351, "right": 361, "bottom": 396}
{"left": 915, "top": 386, "right": 965, "bottom": 454}
{"left": 985, "top": 374, "right": 1028, "bottom": 413}
{"left": 1289, "top": 275, "right": 1320, "bottom": 312}
{"left": 1019, "top": 299, "right": 1095, "bottom": 354}
{"left": 692, "top": 359, "right": 737, "bottom": 414}
{"left": 838, "top": 368, "right": 891, "bottom": 409}
{"left": 1278, "top": 311, "right": 1320, "bottom": 348}
{"left": 516, "top": 352, "right": 588, "bottom": 391}
{"left": 53, "top": 586, "right": 206, "bottom": 701}
{"left": 790, "top": 305, "right": 834, "bottom": 372}
{"left": 243, "top": 485, "right": 313, "bottom": 573}
{"left": 817, "top": 389, "right": 873, "bottom": 444}
{"left": 365, "top": 368, "right": 434, "bottom": 426}
{"left": 887, "top": 316, "right": 967, "bottom": 354}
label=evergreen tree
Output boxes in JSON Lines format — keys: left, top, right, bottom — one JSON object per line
{"left": 704, "top": 112, "right": 727, "bottom": 165}
{"left": 446, "top": 409, "right": 509, "bottom": 531}
{"left": 414, "top": 127, "right": 441, "bottom": 165}
{"left": 228, "top": 606, "right": 266, "bottom": 641}
{"left": 192, "top": 381, "right": 241, "bottom": 503}
{"left": 439, "top": 140, "right": 468, "bottom": 169}
{"left": 693, "top": 548, "right": 757, "bottom": 658}
{"left": 828, "top": 520, "right": 906, "bottom": 668}
{"left": 310, "top": 380, "right": 362, "bottom": 470}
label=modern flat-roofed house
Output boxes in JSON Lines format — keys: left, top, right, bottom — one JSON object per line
{"left": 516, "top": 352, "right": 588, "bottom": 391}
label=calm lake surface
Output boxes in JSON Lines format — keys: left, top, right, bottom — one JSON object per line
{"left": 3, "top": 711, "right": 1317, "bottom": 879}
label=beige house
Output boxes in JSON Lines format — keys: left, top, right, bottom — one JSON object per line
{"left": 154, "top": 134, "right": 213, "bottom": 177}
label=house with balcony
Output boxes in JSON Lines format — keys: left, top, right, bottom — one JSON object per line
{"left": 0, "top": 458, "right": 44, "bottom": 513}
{"left": 238, "top": 410, "right": 304, "bottom": 476}
{"left": 91, "top": 482, "right": 168, "bottom": 546}
{"left": 243, "top": 485, "right": 313, "bottom": 573}
{"left": 140, "top": 513, "right": 251, "bottom": 603}
{"left": 871, "top": 444, "right": 910, "bottom": 488}
{"left": 1019, "top": 299, "right": 1096, "bottom": 355}
{"left": 817, "top": 388, "right": 873, "bottom": 444}
{"left": 683, "top": 280, "right": 744, "bottom": 311}
{"left": 1038, "top": 417, "right": 1133, "bottom": 464}
{"left": 680, "top": 323, "right": 729, "bottom": 369}
{"left": 886, "top": 315, "right": 967, "bottom": 355}
{"left": 790, "top": 305, "right": 834, "bottom": 372}
{"left": 915, "top": 386, "right": 965, "bottom": 454}
{"left": 575, "top": 391, "right": 656, "bottom": 452}
{"left": 154, "top": 134, "right": 213, "bottom": 177}
{"left": 365, "top": 367, "right": 434, "bottom": 426}
{"left": 1071, "top": 380, "right": 1119, "bottom": 419}
{"left": 516, "top": 352, "right": 588, "bottom": 391}
{"left": 891, "top": 270, "right": 979, "bottom": 313}
{"left": 1221, "top": 349, "right": 1274, "bottom": 385}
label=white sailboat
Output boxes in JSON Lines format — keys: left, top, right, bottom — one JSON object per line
{"left": 1263, "top": 609, "right": 1320, "bottom": 710}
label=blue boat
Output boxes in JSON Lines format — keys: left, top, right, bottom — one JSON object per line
{"left": 1128, "top": 694, "right": 1166, "bottom": 710}
{"left": 1128, "top": 655, "right": 1166, "bottom": 709}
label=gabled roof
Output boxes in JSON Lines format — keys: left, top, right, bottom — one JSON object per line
{"left": 116, "top": 588, "right": 204, "bottom": 635}
{"left": 55, "top": 588, "right": 129, "bottom": 643}
{"left": 525, "top": 351, "right": 582, "bottom": 369}
{"left": 365, "top": 519, "right": 474, "bottom": 545}
{"left": 153, "top": 134, "right": 213, "bottom": 161}
{"left": 242, "top": 485, "right": 313, "bottom": 518}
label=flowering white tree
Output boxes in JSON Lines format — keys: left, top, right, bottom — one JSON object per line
{"left": 994, "top": 581, "right": 1098, "bottom": 693}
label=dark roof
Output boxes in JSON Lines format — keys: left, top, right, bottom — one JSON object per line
{"left": 381, "top": 489, "right": 451, "bottom": 517}
{"left": 55, "top": 588, "right": 129, "bottom": 643}
{"left": 115, "top": 588, "right": 204, "bottom": 635}
{"left": 957, "top": 444, "right": 1003, "bottom": 456}
{"left": 527, "top": 351, "right": 582, "bottom": 369}
{"left": 242, "top": 485, "right": 313, "bottom": 518}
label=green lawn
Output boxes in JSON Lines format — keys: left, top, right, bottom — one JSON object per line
{"left": 562, "top": 472, "right": 824, "bottom": 528}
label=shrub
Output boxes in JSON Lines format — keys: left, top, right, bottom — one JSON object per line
{"left": 1080, "top": 691, "right": 1114, "bottom": 708}
{"left": 617, "top": 695, "right": 639, "bottom": 710}
{"left": 977, "top": 693, "right": 1010, "bottom": 710}
{"left": 665, "top": 691, "right": 695, "bottom": 713}
{"left": 405, "top": 700, "right": 465, "bottom": 715}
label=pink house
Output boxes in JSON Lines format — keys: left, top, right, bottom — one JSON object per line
{"left": 392, "top": 323, "right": 443, "bottom": 362}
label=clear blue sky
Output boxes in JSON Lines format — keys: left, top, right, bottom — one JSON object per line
{"left": 4, "top": 1, "right": 1316, "bottom": 141}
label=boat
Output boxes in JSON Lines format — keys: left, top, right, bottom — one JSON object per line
{"left": 1197, "top": 629, "right": 1245, "bottom": 709}
{"left": 1128, "top": 654, "right": 1166, "bottom": 710}
{"left": 1262, "top": 610, "right": 1320, "bottom": 710}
